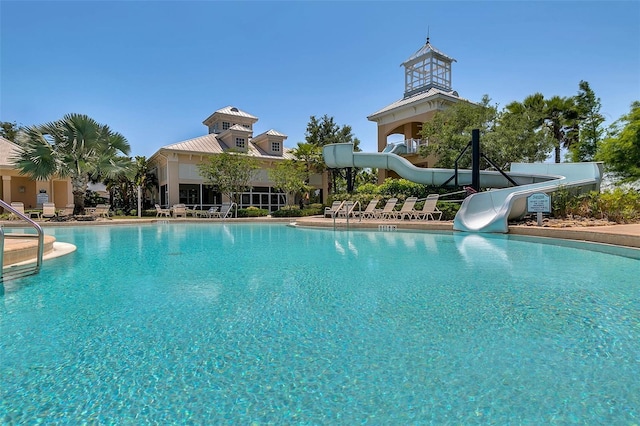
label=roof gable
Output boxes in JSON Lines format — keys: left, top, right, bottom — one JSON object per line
{"left": 0, "top": 136, "right": 21, "bottom": 167}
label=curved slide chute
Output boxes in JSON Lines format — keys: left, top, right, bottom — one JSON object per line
{"left": 323, "top": 143, "right": 603, "bottom": 233}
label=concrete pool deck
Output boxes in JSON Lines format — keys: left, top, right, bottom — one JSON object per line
{"left": 293, "top": 216, "right": 640, "bottom": 249}
{"left": 2, "top": 217, "right": 639, "bottom": 268}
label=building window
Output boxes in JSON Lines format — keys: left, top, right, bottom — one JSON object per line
{"left": 179, "top": 184, "right": 200, "bottom": 205}
{"left": 212, "top": 123, "right": 219, "bottom": 133}
{"left": 222, "top": 121, "right": 230, "bottom": 130}
{"left": 271, "top": 142, "right": 280, "bottom": 152}
{"left": 236, "top": 138, "right": 246, "bottom": 149}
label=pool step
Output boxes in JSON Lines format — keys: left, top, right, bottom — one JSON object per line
{"left": 1, "top": 262, "right": 40, "bottom": 283}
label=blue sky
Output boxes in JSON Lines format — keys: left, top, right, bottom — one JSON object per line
{"left": 1, "top": 1, "right": 639, "bottom": 158}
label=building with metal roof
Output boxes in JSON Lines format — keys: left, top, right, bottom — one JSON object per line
{"left": 149, "top": 106, "right": 322, "bottom": 211}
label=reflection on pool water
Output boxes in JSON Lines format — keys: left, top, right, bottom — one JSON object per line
{"left": 1, "top": 223, "right": 639, "bottom": 423}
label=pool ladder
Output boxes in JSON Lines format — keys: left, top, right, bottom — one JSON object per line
{"left": 0, "top": 199, "right": 45, "bottom": 283}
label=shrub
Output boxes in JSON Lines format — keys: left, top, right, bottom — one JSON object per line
{"left": 551, "top": 187, "right": 640, "bottom": 223}
{"left": 437, "top": 202, "right": 460, "bottom": 221}
{"left": 237, "top": 207, "right": 270, "bottom": 218}
{"left": 272, "top": 206, "right": 323, "bottom": 217}
{"left": 596, "top": 188, "right": 640, "bottom": 223}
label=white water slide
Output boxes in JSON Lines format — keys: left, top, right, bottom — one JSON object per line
{"left": 323, "top": 143, "right": 603, "bottom": 233}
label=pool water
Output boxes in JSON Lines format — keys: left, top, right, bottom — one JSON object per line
{"left": 1, "top": 223, "right": 639, "bottom": 423}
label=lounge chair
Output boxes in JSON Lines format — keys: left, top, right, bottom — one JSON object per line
{"left": 411, "top": 194, "right": 443, "bottom": 220}
{"left": 92, "top": 204, "right": 111, "bottom": 218}
{"left": 193, "top": 206, "right": 216, "bottom": 218}
{"left": 324, "top": 201, "right": 344, "bottom": 218}
{"left": 393, "top": 197, "right": 419, "bottom": 220}
{"left": 375, "top": 198, "right": 398, "bottom": 220}
{"left": 210, "top": 202, "right": 235, "bottom": 219}
{"left": 58, "top": 203, "right": 75, "bottom": 217}
{"left": 9, "top": 202, "right": 25, "bottom": 220}
{"left": 172, "top": 204, "right": 187, "bottom": 218}
{"left": 186, "top": 205, "right": 199, "bottom": 217}
{"left": 155, "top": 204, "right": 170, "bottom": 217}
{"left": 358, "top": 199, "right": 380, "bottom": 219}
{"left": 336, "top": 201, "right": 360, "bottom": 218}
{"left": 41, "top": 202, "right": 57, "bottom": 219}
{"left": 172, "top": 204, "right": 187, "bottom": 217}
{"left": 203, "top": 206, "right": 219, "bottom": 218}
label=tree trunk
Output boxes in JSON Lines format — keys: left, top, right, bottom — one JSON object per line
{"left": 71, "top": 174, "right": 89, "bottom": 214}
{"left": 555, "top": 145, "right": 561, "bottom": 163}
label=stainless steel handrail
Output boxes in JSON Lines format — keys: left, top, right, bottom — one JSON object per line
{"left": 0, "top": 199, "right": 45, "bottom": 280}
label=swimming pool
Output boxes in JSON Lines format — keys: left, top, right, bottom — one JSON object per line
{"left": 1, "top": 223, "right": 638, "bottom": 423}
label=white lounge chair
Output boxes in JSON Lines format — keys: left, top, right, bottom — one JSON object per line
{"left": 376, "top": 198, "right": 398, "bottom": 220}
{"left": 92, "top": 204, "right": 111, "bottom": 218}
{"left": 393, "top": 197, "right": 419, "bottom": 220}
{"left": 9, "top": 202, "right": 25, "bottom": 220}
{"left": 172, "top": 204, "right": 187, "bottom": 218}
{"left": 195, "top": 206, "right": 217, "bottom": 218}
{"left": 336, "top": 201, "right": 360, "bottom": 218}
{"left": 58, "top": 203, "right": 75, "bottom": 218}
{"left": 155, "top": 204, "right": 170, "bottom": 217}
{"left": 411, "top": 194, "right": 442, "bottom": 220}
{"left": 205, "top": 206, "right": 218, "bottom": 217}
{"left": 324, "top": 201, "right": 344, "bottom": 218}
{"left": 211, "top": 202, "right": 235, "bottom": 219}
{"left": 358, "top": 199, "right": 380, "bottom": 219}
{"left": 41, "top": 202, "right": 57, "bottom": 219}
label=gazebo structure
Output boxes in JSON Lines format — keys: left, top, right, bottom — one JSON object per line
{"left": 367, "top": 37, "right": 471, "bottom": 182}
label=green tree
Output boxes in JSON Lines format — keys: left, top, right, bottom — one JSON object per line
{"left": 419, "top": 95, "right": 506, "bottom": 168}
{"left": 498, "top": 93, "right": 553, "bottom": 166}
{"left": 197, "top": 150, "right": 259, "bottom": 212}
{"left": 304, "top": 115, "right": 361, "bottom": 194}
{"left": 134, "top": 156, "right": 158, "bottom": 211}
{"left": 0, "top": 121, "right": 20, "bottom": 141}
{"left": 291, "top": 141, "right": 323, "bottom": 183}
{"left": 12, "top": 113, "right": 131, "bottom": 214}
{"left": 597, "top": 101, "right": 640, "bottom": 183}
{"left": 269, "top": 160, "right": 309, "bottom": 208}
{"left": 571, "top": 80, "right": 605, "bottom": 162}
{"left": 543, "top": 95, "right": 580, "bottom": 163}
{"left": 104, "top": 170, "right": 136, "bottom": 213}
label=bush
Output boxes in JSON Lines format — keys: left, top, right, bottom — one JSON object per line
{"left": 237, "top": 207, "right": 270, "bottom": 218}
{"left": 272, "top": 206, "right": 323, "bottom": 217}
{"left": 594, "top": 188, "right": 640, "bottom": 223}
{"left": 551, "top": 187, "right": 640, "bottom": 223}
{"left": 436, "top": 201, "right": 460, "bottom": 221}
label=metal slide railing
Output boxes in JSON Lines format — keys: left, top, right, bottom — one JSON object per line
{"left": 0, "top": 199, "right": 45, "bottom": 282}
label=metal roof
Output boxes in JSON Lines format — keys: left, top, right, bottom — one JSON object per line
{"left": 255, "top": 129, "right": 287, "bottom": 138}
{"left": 158, "top": 133, "right": 294, "bottom": 160}
{"left": 401, "top": 40, "right": 456, "bottom": 66}
{"left": 367, "top": 87, "right": 467, "bottom": 120}
{"left": 213, "top": 106, "right": 258, "bottom": 119}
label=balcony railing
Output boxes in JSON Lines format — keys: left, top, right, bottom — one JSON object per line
{"left": 384, "top": 138, "right": 428, "bottom": 155}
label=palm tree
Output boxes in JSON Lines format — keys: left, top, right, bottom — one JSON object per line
{"left": 544, "top": 96, "right": 580, "bottom": 163}
{"left": 134, "top": 156, "right": 158, "bottom": 212}
{"left": 12, "top": 113, "right": 131, "bottom": 214}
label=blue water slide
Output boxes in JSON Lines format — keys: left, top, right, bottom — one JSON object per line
{"left": 322, "top": 143, "right": 603, "bottom": 233}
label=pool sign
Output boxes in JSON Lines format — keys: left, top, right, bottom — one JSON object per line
{"left": 527, "top": 192, "right": 551, "bottom": 226}
{"left": 527, "top": 193, "right": 551, "bottom": 213}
